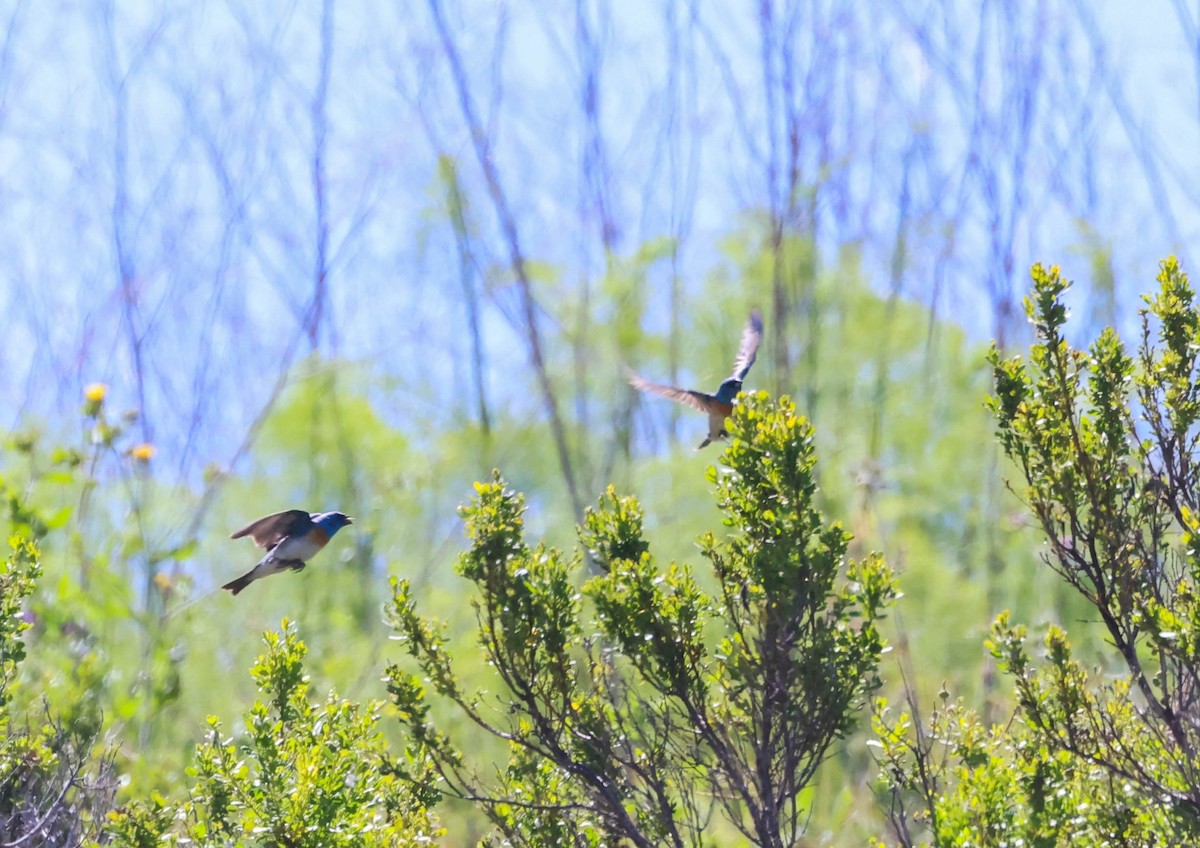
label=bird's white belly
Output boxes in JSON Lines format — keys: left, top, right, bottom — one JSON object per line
{"left": 708, "top": 411, "right": 727, "bottom": 437}
{"left": 270, "top": 535, "right": 323, "bottom": 563}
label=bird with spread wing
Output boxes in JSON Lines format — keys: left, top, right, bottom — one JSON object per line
{"left": 222, "top": 509, "right": 353, "bottom": 596}
{"left": 628, "top": 309, "right": 764, "bottom": 449}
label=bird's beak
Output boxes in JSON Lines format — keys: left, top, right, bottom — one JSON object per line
{"left": 346, "top": 516, "right": 354, "bottom": 524}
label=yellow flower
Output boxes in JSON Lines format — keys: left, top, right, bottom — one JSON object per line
{"left": 83, "top": 383, "right": 108, "bottom": 417}
{"left": 130, "top": 443, "right": 156, "bottom": 462}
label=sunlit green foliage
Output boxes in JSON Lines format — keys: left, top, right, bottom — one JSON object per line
{"left": 388, "top": 394, "right": 897, "bottom": 846}
{"left": 4, "top": 387, "right": 195, "bottom": 793}
{"left": 875, "top": 259, "right": 1200, "bottom": 846}
{"left": 0, "top": 531, "right": 114, "bottom": 844}
{"left": 107, "top": 619, "right": 440, "bottom": 846}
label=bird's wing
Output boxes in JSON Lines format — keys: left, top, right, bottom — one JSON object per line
{"left": 729, "top": 309, "right": 764, "bottom": 382}
{"left": 230, "top": 509, "right": 314, "bottom": 549}
{"left": 628, "top": 372, "right": 717, "bottom": 413}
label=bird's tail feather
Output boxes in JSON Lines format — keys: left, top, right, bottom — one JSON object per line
{"left": 222, "top": 571, "right": 255, "bottom": 596}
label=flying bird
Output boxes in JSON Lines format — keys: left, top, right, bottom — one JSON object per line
{"left": 628, "top": 309, "right": 764, "bottom": 449}
{"left": 222, "top": 510, "right": 353, "bottom": 596}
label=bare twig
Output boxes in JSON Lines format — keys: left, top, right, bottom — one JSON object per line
{"left": 426, "top": 0, "right": 585, "bottom": 521}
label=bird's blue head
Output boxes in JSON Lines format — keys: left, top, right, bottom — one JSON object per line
{"left": 314, "top": 511, "right": 353, "bottom": 537}
{"left": 714, "top": 378, "right": 743, "bottom": 404}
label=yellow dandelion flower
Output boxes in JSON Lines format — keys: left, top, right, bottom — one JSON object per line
{"left": 83, "top": 383, "right": 108, "bottom": 417}
{"left": 130, "top": 443, "right": 156, "bottom": 462}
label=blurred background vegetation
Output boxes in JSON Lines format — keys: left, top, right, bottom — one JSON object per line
{"left": 2, "top": 1, "right": 1199, "bottom": 843}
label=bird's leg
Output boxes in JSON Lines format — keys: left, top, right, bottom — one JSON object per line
{"left": 285, "top": 560, "right": 307, "bottom": 573}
